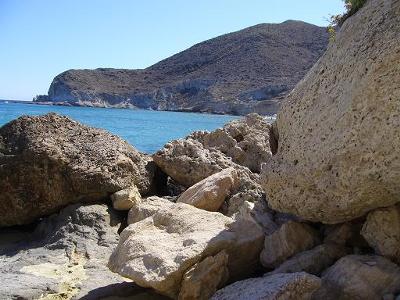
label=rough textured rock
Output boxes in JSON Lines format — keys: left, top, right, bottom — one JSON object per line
{"left": 0, "top": 113, "right": 155, "bottom": 227}
{"left": 0, "top": 204, "right": 154, "bottom": 300}
{"left": 179, "top": 250, "right": 229, "bottom": 300}
{"left": 260, "top": 221, "right": 320, "bottom": 269}
{"left": 361, "top": 205, "right": 400, "bottom": 264}
{"left": 268, "top": 243, "right": 348, "bottom": 276}
{"left": 192, "top": 114, "right": 274, "bottom": 172}
{"left": 127, "top": 196, "right": 174, "bottom": 225}
{"left": 262, "top": 0, "right": 400, "bottom": 223}
{"left": 313, "top": 255, "right": 400, "bottom": 300}
{"left": 177, "top": 167, "right": 238, "bottom": 211}
{"left": 111, "top": 185, "right": 142, "bottom": 211}
{"left": 108, "top": 201, "right": 264, "bottom": 298}
{"left": 153, "top": 114, "right": 272, "bottom": 188}
{"left": 153, "top": 138, "right": 235, "bottom": 187}
{"left": 42, "top": 21, "right": 328, "bottom": 115}
{"left": 211, "top": 272, "right": 321, "bottom": 300}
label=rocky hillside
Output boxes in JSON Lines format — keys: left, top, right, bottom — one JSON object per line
{"left": 40, "top": 21, "right": 328, "bottom": 115}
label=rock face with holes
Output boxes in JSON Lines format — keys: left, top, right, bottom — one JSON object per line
{"left": 261, "top": 0, "right": 400, "bottom": 223}
{"left": 211, "top": 272, "right": 321, "bottom": 300}
{"left": 191, "top": 114, "right": 275, "bottom": 173}
{"left": 0, "top": 113, "right": 155, "bottom": 227}
{"left": 108, "top": 201, "right": 264, "bottom": 298}
{"left": 0, "top": 204, "right": 158, "bottom": 300}
{"left": 313, "top": 255, "right": 400, "bottom": 299}
{"left": 361, "top": 204, "right": 400, "bottom": 264}
{"left": 177, "top": 167, "right": 238, "bottom": 211}
{"left": 153, "top": 114, "right": 274, "bottom": 188}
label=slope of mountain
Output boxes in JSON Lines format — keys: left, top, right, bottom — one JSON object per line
{"left": 41, "top": 20, "right": 329, "bottom": 115}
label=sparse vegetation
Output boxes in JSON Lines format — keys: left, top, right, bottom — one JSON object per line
{"left": 328, "top": 0, "right": 367, "bottom": 41}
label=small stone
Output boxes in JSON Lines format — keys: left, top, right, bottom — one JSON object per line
{"left": 177, "top": 167, "right": 238, "bottom": 211}
{"left": 111, "top": 185, "right": 141, "bottom": 211}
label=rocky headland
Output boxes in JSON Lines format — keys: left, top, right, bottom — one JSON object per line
{"left": 2, "top": 0, "right": 400, "bottom": 299}
{"left": 35, "top": 21, "right": 328, "bottom": 116}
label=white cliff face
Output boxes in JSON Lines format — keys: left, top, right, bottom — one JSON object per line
{"left": 262, "top": 0, "right": 400, "bottom": 224}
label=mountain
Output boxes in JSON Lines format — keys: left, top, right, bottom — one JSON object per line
{"left": 40, "top": 20, "right": 329, "bottom": 115}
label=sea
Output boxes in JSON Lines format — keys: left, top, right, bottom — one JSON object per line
{"left": 0, "top": 101, "right": 239, "bottom": 154}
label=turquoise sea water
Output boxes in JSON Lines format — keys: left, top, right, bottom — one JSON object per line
{"left": 0, "top": 102, "right": 239, "bottom": 153}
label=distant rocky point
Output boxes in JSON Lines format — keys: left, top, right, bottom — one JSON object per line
{"left": 36, "top": 21, "right": 328, "bottom": 115}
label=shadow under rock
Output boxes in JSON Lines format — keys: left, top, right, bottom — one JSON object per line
{"left": 79, "top": 282, "right": 169, "bottom": 300}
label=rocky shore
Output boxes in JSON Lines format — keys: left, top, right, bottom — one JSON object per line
{"left": 1, "top": 0, "right": 400, "bottom": 299}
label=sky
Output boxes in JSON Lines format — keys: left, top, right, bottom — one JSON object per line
{"left": 0, "top": 0, "right": 345, "bottom": 101}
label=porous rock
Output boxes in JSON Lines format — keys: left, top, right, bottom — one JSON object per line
{"left": 262, "top": 0, "right": 400, "bottom": 223}
{"left": 0, "top": 113, "right": 155, "bottom": 227}
{"left": 153, "top": 114, "right": 273, "bottom": 188}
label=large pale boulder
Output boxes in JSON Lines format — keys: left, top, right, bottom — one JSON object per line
{"left": 260, "top": 221, "right": 320, "bottom": 269}
{"left": 261, "top": 0, "right": 400, "bottom": 223}
{"left": 108, "top": 201, "right": 264, "bottom": 298}
{"left": 0, "top": 113, "right": 155, "bottom": 227}
{"left": 361, "top": 205, "right": 400, "bottom": 264}
{"left": 177, "top": 167, "right": 238, "bottom": 211}
{"left": 313, "top": 255, "right": 400, "bottom": 300}
{"left": 211, "top": 272, "right": 321, "bottom": 300}
{"left": 0, "top": 204, "right": 162, "bottom": 299}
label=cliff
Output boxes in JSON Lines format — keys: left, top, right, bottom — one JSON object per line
{"left": 42, "top": 21, "right": 328, "bottom": 115}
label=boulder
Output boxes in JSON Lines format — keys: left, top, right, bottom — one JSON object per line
{"left": 177, "top": 167, "right": 238, "bottom": 211}
{"left": 179, "top": 250, "right": 229, "bottom": 300}
{"left": 361, "top": 205, "right": 400, "bottom": 264}
{"left": 0, "top": 113, "right": 155, "bottom": 227}
{"left": 153, "top": 114, "right": 274, "bottom": 188}
{"left": 260, "top": 221, "right": 320, "bottom": 269}
{"left": 153, "top": 138, "right": 235, "bottom": 187}
{"left": 261, "top": 0, "right": 400, "bottom": 223}
{"left": 111, "top": 185, "right": 142, "bottom": 211}
{"left": 0, "top": 204, "right": 163, "bottom": 300}
{"left": 108, "top": 201, "right": 264, "bottom": 298}
{"left": 313, "top": 255, "right": 400, "bottom": 300}
{"left": 268, "top": 243, "right": 348, "bottom": 276}
{"left": 211, "top": 272, "right": 321, "bottom": 300}
{"left": 127, "top": 196, "right": 174, "bottom": 225}
{"left": 193, "top": 113, "right": 274, "bottom": 173}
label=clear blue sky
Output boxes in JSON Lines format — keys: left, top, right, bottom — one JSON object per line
{"left": 0, "top": 0, "right": 345, "bottom": 100}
